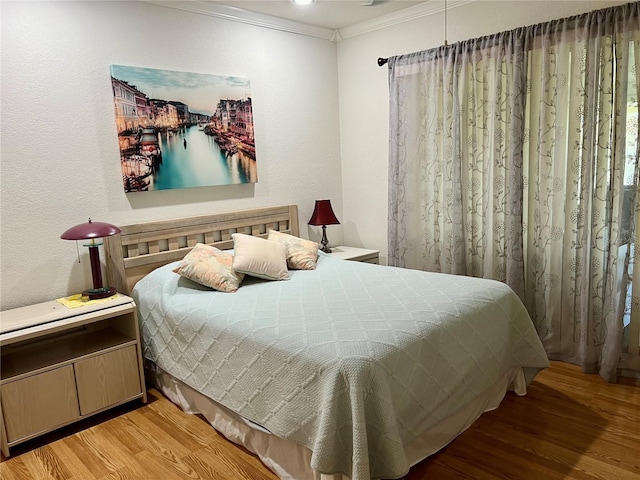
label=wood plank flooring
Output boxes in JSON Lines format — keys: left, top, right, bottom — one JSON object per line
{"left": 1, "top": 361, "right": 638, "bottom": 480}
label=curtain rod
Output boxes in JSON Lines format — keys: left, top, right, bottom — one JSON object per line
{"left": 379, "top": 0, "right": 447, "bottom": 67}
{"left": 378, "top": 3, "right": 635, "bottom": 68}
{"left": 378, "top": 0, "right": 446, "bottom": 68}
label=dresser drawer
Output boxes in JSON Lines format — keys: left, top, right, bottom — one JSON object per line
{"left": 1, "top": 365, "right": 80, "bottom": 443}
{"left": 75, "top": 345, "right": 142, "bottom": 415}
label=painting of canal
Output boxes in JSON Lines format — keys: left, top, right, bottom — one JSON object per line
{"left": 110, "top": 65, "right": 256, "bottom": 192}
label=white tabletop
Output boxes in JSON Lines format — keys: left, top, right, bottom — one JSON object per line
{"left": 0, "top": 294, "right": 133, "bottom": 335}
{"left": 329, "top": 246, "right": 380, "bottom": 261}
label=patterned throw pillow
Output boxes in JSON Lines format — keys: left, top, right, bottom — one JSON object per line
{"left": 231, "top": 233, "right": 290, "bottom": 281}
{"left": 172, "top": 243, "right": 244, "bottom": 292}
{"left": 267, "top": 230, "right": 319, "bottom": 270}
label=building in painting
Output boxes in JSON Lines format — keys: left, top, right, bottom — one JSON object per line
{"left": 169, "top": 101, "right": 190, "bottom": 127}
{"left": 112, "top": 77, "right": 147, "bottom": 134}
{"left": 208, "top": 97, "right": 255, "bottom": 157}
{"left": 237, "top": 98, "right": 254, "bottom": 144}
{"left": 149, "top": 99, "right": 179, "bottom": 129}
{"left": 213, "top": 98, "right": 253, "bottom": 141}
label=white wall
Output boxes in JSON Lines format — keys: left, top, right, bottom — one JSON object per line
{"left": 1, "top": 0, "right": 628, "bottom": 309}
{"left": 337, "top": 0, "right": 627, "bottom": 264}
{"left": 0, "top": 1, "right": 342, "bottom": 309}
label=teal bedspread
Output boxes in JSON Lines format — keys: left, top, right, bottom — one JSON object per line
{"left": 133, "top": 252, "right": 549, "bottom": 480}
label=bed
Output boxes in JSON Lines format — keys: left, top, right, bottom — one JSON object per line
{"left": 104, "top": 204, "right": 549, "bottom": 480}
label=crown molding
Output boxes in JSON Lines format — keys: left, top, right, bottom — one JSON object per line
{"left": 141, "top": 1, "right": 337, "bottom": 41}
{"left": 338, "top": 0, "right": 475, "bottom": 40}
{"left": 141, "top": 0, "right": 476, "bottom": 42}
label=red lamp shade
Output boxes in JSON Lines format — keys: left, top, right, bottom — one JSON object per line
{"left": 308, "top": 200, "right": 340, "bottom": 253}
{"left": 308, "top": 199, "right": 340, "bottom": 227}
{"left": 61, "top": 218, "right": 121, "bottom": 300}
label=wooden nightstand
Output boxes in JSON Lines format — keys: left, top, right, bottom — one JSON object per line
{"left": 0, "top": 294, "right": 147, "bottom": 457}
{"left": 330, "top": 246, "right": 380, "bottom": 264}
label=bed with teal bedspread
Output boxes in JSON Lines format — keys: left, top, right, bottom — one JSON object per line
{"left": 133, "top": 251, "right": 549, "bottom": 480}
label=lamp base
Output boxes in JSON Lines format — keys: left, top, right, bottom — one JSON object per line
{"left": 83, "top": 286, "right": 117, "bottom": 300}
{"left": 320, "top": 225, "right": 332, "bottom": 254}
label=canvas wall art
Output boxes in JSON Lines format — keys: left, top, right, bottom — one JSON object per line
{"left": 110, "top": 65, "right": 257, "bottom": 192}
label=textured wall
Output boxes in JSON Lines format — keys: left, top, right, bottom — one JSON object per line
{"left": 3, "top": 0, "right": 626, "bottom": 309}
{"left": 1, "top": 1, "right": 342, "bottom": 309}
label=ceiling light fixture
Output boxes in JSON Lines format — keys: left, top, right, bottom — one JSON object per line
{"left": 291, "top": 0, "right": 315, "bottom": 5}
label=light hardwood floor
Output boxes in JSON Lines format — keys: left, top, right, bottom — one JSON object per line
{"left": 1, "top": 361, "right": 638, "bottom": 480}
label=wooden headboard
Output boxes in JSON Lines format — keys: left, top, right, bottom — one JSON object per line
{"left": 104, "top": 205, "right": 299, "bottom": 295}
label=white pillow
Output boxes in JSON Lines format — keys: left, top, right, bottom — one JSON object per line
{"left": 232, "top": 233, "right": 290, "bottom": 281}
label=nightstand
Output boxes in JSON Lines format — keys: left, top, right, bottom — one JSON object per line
{"left": 330, "top": 246, "right": 380, "bottom": 264}
{"left": 0, "top": 294, "right": 147, "bottom": 457}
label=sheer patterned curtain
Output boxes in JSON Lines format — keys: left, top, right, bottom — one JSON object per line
{"left": 388, "top": 33, "right": 528, "bottom": 296}
{"left": 388, "top": 3, "right": 640, "bottom": 381}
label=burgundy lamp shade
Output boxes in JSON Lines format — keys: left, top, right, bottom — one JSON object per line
{"left": 60, "top": 220, "right": 121, "bottom": 240}
{"left": 308, "top": 200, "right": 340, "bottom": 227}
{"left": 308, "top": 200, "right": 340, "bottom": 253}
{"left": 61, "top": 218, "right": 121, "bottom": 300}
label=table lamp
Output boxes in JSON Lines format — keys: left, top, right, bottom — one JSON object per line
{"left": 61, "top": 218, "right": 121, "bottom": 299}
{"left": 308, "top": 199, "right": 340, "bottom": 254}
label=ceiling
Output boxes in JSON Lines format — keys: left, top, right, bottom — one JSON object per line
{"left": 146, "top": 0, "right": 458, "bottom": 41}
{"left": 207, "top": 0, "right": 427, "bottom": 30}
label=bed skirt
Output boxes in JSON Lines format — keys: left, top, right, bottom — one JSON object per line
{"left": 149, "top": 362, "right": 527, "bottom": 480}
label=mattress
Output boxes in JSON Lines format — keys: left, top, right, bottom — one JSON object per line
{"left": 133, "top": 252, "right": 549, "bottom": 480}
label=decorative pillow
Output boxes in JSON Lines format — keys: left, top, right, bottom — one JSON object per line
{"left": 172, "top": 243, "right": 244, "bottom": 292}
{"left": 231, "top": 233, "right": 289, "bottom": 281}
{"left": 267, "top": 230, "right": 319, "bottom": 270}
